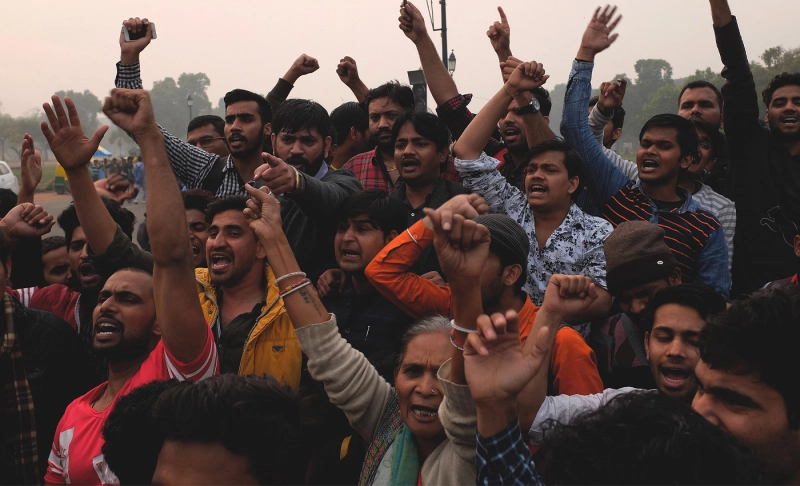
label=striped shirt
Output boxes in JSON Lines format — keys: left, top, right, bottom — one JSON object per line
{"left": 562, "top": 59, "right": 730, "bottom": 299}
{"left": 602, "top": 182, "right": 725, "bottom": 288}
{"left": 116, "top": 62, "right": 247, "bottom": 197}
{"left": 588, "top": 108, "right": 736, "bottom": 270}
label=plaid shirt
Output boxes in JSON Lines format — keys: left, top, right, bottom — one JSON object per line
{"left": 116, "top": 62, "right": 247, "bottom": 197}
{"left": 1, "top": 292, "right": 39, "bottom": 483}
{"left": 343, "top": 148, "right": 462, "bottom": 193}
{"left": 476, "top": 419, "right": 543, "bottom": 486}
{"left": 436, "top": 93, "right": 505, "bottom": 157}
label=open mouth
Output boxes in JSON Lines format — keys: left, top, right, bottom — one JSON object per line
{"left": 641, "top": 159, "right": 659, "bottom": 172}
{"left": 191, "top": 244, "right": 201, "bottom": 256}
{"left": 210, "top": 253, "right": 232, "bottom": 271}
{"left": 78, "top": 263, "right": 101, "bottom": 285}
{"left": 94, "top": 318, "right": 122, "bottom": 341}
{"left": 528, "top": 183, "right": 547, "bottom": 194}
{"left": 410, "top": 405, "right": 439, "bottom": 419}
{"left": 228, "top": 135, "right": 246, "bottom": 145}
{"left": 780, "top": 116, "right": 798, "bottom": 126}
{"left": 340, "top": 249, "right": 361, "bottom": 260}
{"left": 401, "top": 158, "right": 421, "bottom": 169}
{"left": 660, "top": 365, "right": 691, "bottom": 388}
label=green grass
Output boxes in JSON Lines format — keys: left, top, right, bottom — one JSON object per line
{"left": 10, "top": 163, "right": 58, "bottom": 193}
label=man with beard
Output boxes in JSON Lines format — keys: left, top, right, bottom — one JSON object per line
{"left": 195, "top": 195, "right": 302, "bottom": 384}
{"left": 561, "top": 6, "right": 729, "bottom": 298}
{"left": 44, "top": 88, "right": 218, "bottom": 486}
{"left": 19, "top": 97, "right": 152, "bottom": 390}
{"left": 251, "top": 99, "right": 362, "bottom": 281}
{"left": 708, "top": 0, "right": 800, "bottom": 297}
{"left": 342, "top": 81, "right": 416, "bottom": 192}
{"left": 115, "top": 18, "right": 316, "bottom": 197}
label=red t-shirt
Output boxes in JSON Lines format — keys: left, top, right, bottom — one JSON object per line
{"left": 44, "top": 327, "right": 218, "bottom": 485}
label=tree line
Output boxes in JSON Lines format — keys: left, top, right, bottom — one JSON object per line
{"left": 1, "top": 44, "right": 798, "bottom": 162}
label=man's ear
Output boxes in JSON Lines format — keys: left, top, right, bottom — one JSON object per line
{"left": 679, "top": 153, "right": 694, "bottom": 170}
{"left": 644, "top": 331, "right": 651, "bottom": 361}
{"left": 611, "top": 127, "right": 623, "bottom": 142}
{"left": 264, "top": 122, "right": 272, "bottom": 137}
{"left": 719, "top": 114, "right": 724, "bottom": 130}
{"left": 270, "top": 132, "right": 277, "bottom": 150}
{"left": 384, "top": 230, "right": 400, "bottom": 245}
{"left": 542, "top": 115, "right": 551, "bottom": 126}
{"left": 503, "top": 264, "right": 523, "bottom": 287}
{"left": 349, "top": 126, "right": 362, "bottom": 143}
{"left": 152, "top": 319, "right": 162, "bottom": 337}
{"left": 324, "top": 136, "right": 333, "bottom": 160}
{"left": 567, "top": 175, "right": 580, "bottom": 195}
{"left": 794, "top": 234, "right": 800, "bottom": 257}
{"left": 256, "top": 240, "right": 267, "bottom": 260}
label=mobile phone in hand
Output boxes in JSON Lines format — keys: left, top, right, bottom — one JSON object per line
{"left": 122, "top": 22, "right": 157, "bottom": 42}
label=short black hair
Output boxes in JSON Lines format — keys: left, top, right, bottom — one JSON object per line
{"left": 641, "top": 283, "right": 726, "bottom": 334}
{"left": 700, "top": 286, "right": 800, "bottom": 429}
{"left": 679, "top": 80, "right": 723, "bottom": 110}
{"left": 542, "top": 391, "right": 764, "bottom": 484}
{"left": 525, "top": 138, "right": 584, "bottom": 180}
{"left": 390, "top": 111, "right": 452, "bottom": 152}
{"left": 762, "top": 72, "right": 800, "bottom": 107}
{"left": 183, "top": 189, "right": 218, "bottom": 214}
{"left": 57, "top": 198, "right": 136, "bottom": 246}
{"left": 102, "top": 380, "right": 185, "bottom": 486}
{"left": 187, "top": 115, "right": 225, "bottom": 137}
{"left": 338, "top": 190, "right": 407, "bottom": 238}
{"left": 223, "top": 89, "right": 272, "bottom": 125}
{"left": 272, "top": 99, "right": 331, "bottom": 139}
{"left": 589, "top": 95, "right": 626, "bottom": 130}
{"left": 0, "top": 189, "right": 17, "bottom": 217}
{"left": 330, "top": 102, "right": 368, "bottom": 145}
{"left": 531, "top": 87, "right": 552, "bottom": 117}
{"left": 365, "top": 81, "right": 415, "bottom": 112}
{"left": 42, "top": 235, "right": 67, "bottom": 255}
{"left": 205, "top": 195, "right": 248, "bottom": 225}
{"left": 154, "top": 374, "right": 314, "bottom": 485}
{"left": 640, "top": 113, "right": 699, "bottom": 159}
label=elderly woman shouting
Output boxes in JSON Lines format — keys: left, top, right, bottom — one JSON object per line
{"left": 242, "top": 181, "right": 498, "bottom": 485}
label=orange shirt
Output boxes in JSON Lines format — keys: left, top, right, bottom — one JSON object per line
{"left": 366, "top": 220, "right": 603, "bottom": 395}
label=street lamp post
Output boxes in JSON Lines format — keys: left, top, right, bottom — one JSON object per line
{"left": 429, "top": 0, "right": 450, "bottom": 68}
{"left": 448, "top": 50, "right": 457, "bottom": 76}
{"left": 187, "top": 94, "right": 194, "bottom": 121}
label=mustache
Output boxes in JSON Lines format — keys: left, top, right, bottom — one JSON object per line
{"left": 286, "top": 155, "right": 310, "bottom": 167}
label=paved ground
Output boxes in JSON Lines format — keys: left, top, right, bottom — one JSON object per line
{"left": 36, "top": 191, "right": 148, "bottom": 240}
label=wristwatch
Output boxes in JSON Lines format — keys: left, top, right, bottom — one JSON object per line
{"left": 514, "top": 97, "right": 541, "bottom": 115}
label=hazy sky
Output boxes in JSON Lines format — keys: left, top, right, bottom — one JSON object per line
{"left": 1, "top": 0, "right": 796, "bottom": 119}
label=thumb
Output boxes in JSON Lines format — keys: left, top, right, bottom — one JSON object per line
{"left": 90, "top": 125, "right": 110, "bottom": 148}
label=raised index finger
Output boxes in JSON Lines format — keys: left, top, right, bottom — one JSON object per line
{"left": 498, "top": 6, "right": 508, "bottom": 24}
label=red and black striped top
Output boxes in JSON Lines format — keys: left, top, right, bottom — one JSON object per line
{"left": 602, "top": 183, "right": 722, "bottom": 282}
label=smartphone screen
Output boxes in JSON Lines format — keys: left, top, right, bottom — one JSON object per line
{"left": 123, "top": 23, "right": 156, "bottom": 42}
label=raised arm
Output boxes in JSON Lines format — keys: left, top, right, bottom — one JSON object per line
{"left": 710, "top": 0, "right": 761, "bottom": 149}
{"left": 365, "top": 194, "right": 488, "bottom": 319}
{"left": 500, "top": 57, "right": 556, "bottom": 147}
{"left": 399, "top": 1, "right": 458, "bottom": 106}
{"left": 102, "top": 88, "right": 208, "bottom": 363}
{"left": 267, "top": 54, "right": 319, "bottom": 110}
{"left": 17, "top": 134, "right": 42, "bottom": 205}
{"left": 454, "top": 60, "right": 548, "bottom": 161}
{"left": 336, "top": 56, "right": 369, "bottom": 104}
{"left": 561, "top": 6, "right": 630, "bottom": 207}
{"left": 487, "top": 6, "right": 513, "bottom": 73}
{"left": 242, "top": 184, "right": 392, "bottom": 441}
{"left": 41, "top": 96, "right": 118, "bottom": 255}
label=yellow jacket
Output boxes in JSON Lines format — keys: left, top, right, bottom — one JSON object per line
{"left": 195, "top": 265, "right": 302, "bottom": 387}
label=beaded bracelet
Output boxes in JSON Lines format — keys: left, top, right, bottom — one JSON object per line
{"left": 280, "top": 279, "right": 312, "bottom": 299}
{"left": 449, "top": 328, "right": 465, "bottom": 351}
{"left": 275, "top": 271, "right": 306, "bottom": 287}
{"left": 450, "top": 319, "right": 477, "bottom": 334}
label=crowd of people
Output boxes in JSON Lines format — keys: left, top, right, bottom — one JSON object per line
{"left": 2, "top": 0, "right": 799, "bottom": 484}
